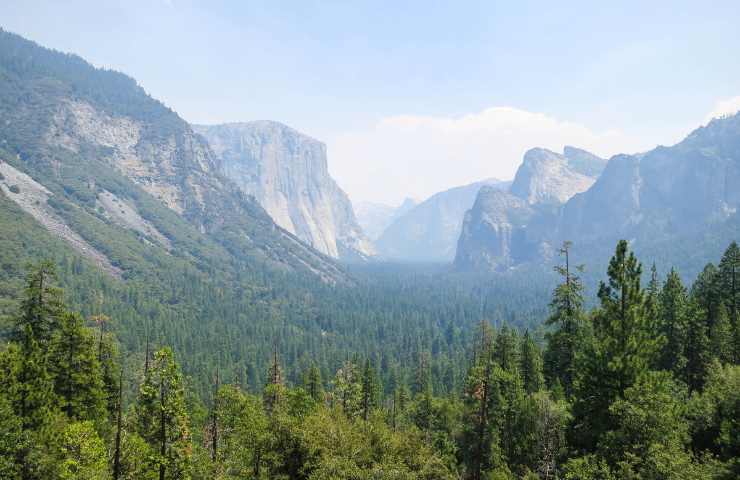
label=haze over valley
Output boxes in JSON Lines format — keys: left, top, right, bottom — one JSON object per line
{"left": 0, "top": 3, "right": 739, "bottom": 479}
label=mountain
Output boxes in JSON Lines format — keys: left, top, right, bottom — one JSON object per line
{"left": 455, "top": 147, "right": 605, "bottom": 271}
{"left": 0, "top": 29, "right": 345, "bottom": 283}
{"left": 456, "top": 119, "right": 740, "bottom": 274}
{"left": 354, "top": 197, "right": 416, "bottom": 241}
{"left": 509, "top": 147, "right": 601, "bottom": 205}
{"left": 193, "top": 122, "right": 375, "bottom": 261}
{"left": 376, "top": 179, "right": 509, "bottom": 262}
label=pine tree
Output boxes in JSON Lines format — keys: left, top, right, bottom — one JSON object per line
{"left": 9, "top": 261, "right": 65, "bottom": 480}
{"left": 572, "top": 240, "right": 658, "bottom": 450}
{"left": 332, "top": 360, "right": 362, "bottom": 418}
{"left": 414, "top": 351, "right": 432, "bottom": 397}
{"left": 494, "top": 325, "right": 520, "bottom": 374}
{"left": 0, "top": 392, "right": 22, "bottom": 480}
{"left": 135, "top": 348, "right": 191, "bottom": 480}
{"left": 361, "top": 359, "right": 380, "bottom": 421}
{"left": 594, "top": 240, "right": 658, "bottom": 393}
{"left": 460, "top": 320, "right": 511, "bottom": 480}
{"left": 692, "top": 263, "right": 721, "bottom": 330}
{"left": 684, "top": 299, "right": 710, "bottom": 393}
{"left": 544, "top": 241, "right": 587, "bottom": 396}
{"left": 461, "top": 333, "right": 495, "bottom": 480}
{"left": 48, "top": 312, "right": 106, "bottom": 422}
{"left": 13, "top": 260, "right": 65, "bottom": 345}
{"left": 520, "top": 330, "right": 544, "bottom": 394}
{"left": 718, "top": 241, "right": 739, "bottom": 361}
{"left": 657, "top": 269, "right": 688, "bottom": 376}
{"left": 264, "top": 348, "right": 284, "bottom": 414}
{"left": 303, "top": 364, "right": 324, "bottom": 403}
{"left": 710, "top": 303, "right": 734, "bottom": 363}
{"left": 112, "top": 370, "right": 123, "bottom": 480}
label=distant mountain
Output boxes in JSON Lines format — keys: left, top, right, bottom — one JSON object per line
{"left": 194, "top": 122, "right": 375, "bottom": 261}
{"left": 354, "top": 198, "right": 416, "bottom": 241}
{"left": 455, "top": 120, "right": 740, "bottom": 275}
{"left": 0, "top": 29, "right": 345, "bottom": 283}
{"left": 376, "top": 179, "right": 510, "bottom": 262}
{"left": 509, "top": 147, "right": 601, "bottom": 205}
{"left": 455, "top": 147, "right": 603, "bottom": 270}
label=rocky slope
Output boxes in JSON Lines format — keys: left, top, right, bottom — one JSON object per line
{"left": 354, "top": 198, "right": 417, "bottom": 241}
{"left": 377, "top": 179, "right": 509, "bottom": 262}
{"left": 560, "top": 115, "right": 740, "bottom": 244}
{"left": 456, "top": 118, "right": 740, "bottom": 272}
{"left": 194, "top": 122, "right": 375, "bottom": 261}
{"left": 509, "top": 147, "right": 600, "bottom": 205}
{"left": 455, "top": 147, "right": 605, "bottom": 270}
{"left": 0, "top": 29, "right": 345, "bottom": 283}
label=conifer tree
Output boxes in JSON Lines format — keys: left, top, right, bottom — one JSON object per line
{"left": 460, "top": 320, "right": 510, "bottom": 480}
{"left": 494, "top": 325, "right": 520, "bottom": 374}
{"left": 361, "top": 359, "right": 380, "bottom": 421}
{"left": 520, "top": 330, "right": 544, "bottom": 394}
{"left": 710, "top": 303, "right": 734, "bottom": 363}
{"left": 544, "top": 241, "right": 586, "bottom": 396}
{"left": 9, "top": 261, "right": 65, "bottom": 480}
{"left": 692, "top": 263, "right": 722, "bottom": 330}
{"left": 333, "top": 361, "right": 362, "bottom": 418}
{"left": 594, "top": 240, "right": 658, "bottom": 393}
{"left": 48, "top": 311, "right": 106, "bottom": 421}
{"left": 135, "top": 347, "right": 191, "bottom": 480}
{"left": 684, "top": 299, "right": 710, "bottom": 393}
{"left": 264, "top": 348, "right": 284, "bottom": 414}
{"left": 718, "top": 241, "right": 739, "bottom": 361}
{"left": 112, "top": 370, "right": 123, "bottom": 480}
{"left": 0, "top": 392, "right": 22, "bottom": 480}
{"left": 303, "top": 364, "right": 324, "bottom": 403}
{"left": 572, "top": 240, "right": 658, "bottom": 449}
{"left": 657, "top": 269, "right": 689, "bottom": 375}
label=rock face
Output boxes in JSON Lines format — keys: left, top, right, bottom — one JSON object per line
{"left": 454, "top": 187, "right": 536, "bottom": 271}
{"left": 455, "top": 147, "right": 605, "bottom": 271}
{"left": 194, "top": 122, "right": 375, "bottom": 261}
{"left": 354, "top": 198, "right": 417, "bottom": 241}
{"left": 376, "top": 179, "right": 509, "bottom": 262}
{"left": 0, "top": 29, "right": 346, "bottom": 282}
{"left": 560, "top": 115, "right": 740, "bottom": 244}
{"left": 456, "top": 115, "right": 740, "bottom": 272}
{"left": 509, "top": 147, "right": 601, "bottom": 205}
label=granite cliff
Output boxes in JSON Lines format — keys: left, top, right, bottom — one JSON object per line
{"left": 194, "top": 122, "right": 375, "bottom": 261}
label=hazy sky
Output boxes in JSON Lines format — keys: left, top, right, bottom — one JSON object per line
{"left": 3, "top": 1, "right": 740, "bottom": 204}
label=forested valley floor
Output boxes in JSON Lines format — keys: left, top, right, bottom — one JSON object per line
{"left": 0, "top": 240, "right": 739, "bottom": 479}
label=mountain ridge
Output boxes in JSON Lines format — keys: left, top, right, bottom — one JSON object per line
{"left": 193, "top": 121, "right": 375, "bottom": 261}
{"left": 0, "top": 28, "right": 347, "bottom": 283}
{"left": 455, "top": 118, "right": 740, "bottom": 273}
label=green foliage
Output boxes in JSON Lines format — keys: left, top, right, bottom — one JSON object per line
{"left": 572, "top": 240, "right": 660, "bottom": 449}
{"left": 520, "top": 330, "right": 544, "bottom": 394}
{"left": 0, "top": 392, "right": 22, "bottom": 479}
{"left": 135, "top": 347, "right": 192, "bottom": 480}
{"left": 600, "top": 371, "right": 695, "bottom": 478}
{"left": 48, "top": 312, "right": 106, "bottom": 422}
{"left": 544, "top": 242, "right": 587, "bottom": 396}
{"left": 1, "top": 242, "right": 739, "bottom": 478}
{"left": 59, "top": 421, "right": 109, "bottom": 480}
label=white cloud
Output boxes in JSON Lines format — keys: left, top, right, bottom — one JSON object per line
{"left": 328, "top": 106, "right": 653, "bottom": 205}
{"left": 704, "top": 96, "right": 740, "bottom": 124}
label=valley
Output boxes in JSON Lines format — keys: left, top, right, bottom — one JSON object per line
{"left": 0, "top": 17, "right": 738, "bottom": 480}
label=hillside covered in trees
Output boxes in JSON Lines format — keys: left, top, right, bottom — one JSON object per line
{"left": 1, "top": 240, "right": 738, "bottom": 479}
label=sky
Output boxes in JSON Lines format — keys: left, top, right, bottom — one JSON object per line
{"left": 3, "top": 0, "right": 740, "bottom": 205}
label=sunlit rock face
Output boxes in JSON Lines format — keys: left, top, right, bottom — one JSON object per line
{"left": 455, "top": 147, "right": 605, "bottom": 271}
{"left": 194, "top": 121, "right": 375, "bottom": 261}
